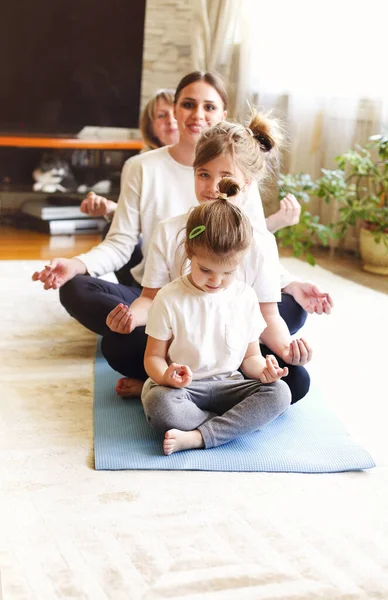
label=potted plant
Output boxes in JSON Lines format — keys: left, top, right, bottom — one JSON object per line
{"left": 316, "top": 134, "right": 388, "bottom": 275}
{"left": 274, "top": 172, "right": 335, "bottom": 265}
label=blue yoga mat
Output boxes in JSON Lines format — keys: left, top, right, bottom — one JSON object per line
{"left": 93, "top": 342, "right": 375, "bottom": 473}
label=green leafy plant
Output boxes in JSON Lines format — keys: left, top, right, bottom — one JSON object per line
{"left": 275, "top": 173, "right": 336, "bottom": 265}
{"left": 316, "top": 134, "right": 388, "bottom": 247}
{"left": 274, "top": 134, "right": 388, "bottom": 264}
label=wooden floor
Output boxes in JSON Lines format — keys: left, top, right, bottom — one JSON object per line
{"left": 1, "top": 224, "right": 387, "bottom": 295}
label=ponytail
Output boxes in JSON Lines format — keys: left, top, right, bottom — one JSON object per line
{"left": 185, "top": 177, "right": 251, "bottom": 262}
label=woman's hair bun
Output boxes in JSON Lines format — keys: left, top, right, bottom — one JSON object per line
{"left": 217, "top": 176, "right": 241, "bottom": 199}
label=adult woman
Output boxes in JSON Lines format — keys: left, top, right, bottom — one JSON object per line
{"left": 32, "top": 72, "right": 229, "bottom": 328}
{"left": 79, "top": 89, "right": 179, "bottom": 286}
{"left": 32, "top": 71, "right": 331, "bottom": 378}
{"left": 80, "top": 88, "right": 178, "bottom": 217}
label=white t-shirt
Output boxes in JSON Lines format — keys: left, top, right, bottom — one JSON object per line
{"left": 75, "top": 147, "right": 267, "bottom": 283}
{"left": 146, "top": 276, "right": 266, "bottom": 381}
{"left": 142, "top": 211, "right": 281, "bottom": 302}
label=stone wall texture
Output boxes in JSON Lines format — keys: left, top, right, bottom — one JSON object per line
{"left": 141, "top": 0, "right": 194, "bottom": 109}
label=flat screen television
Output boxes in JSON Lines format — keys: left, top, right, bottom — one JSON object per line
{"left": 0, "top": 0, "right": 146, "bottom": 135}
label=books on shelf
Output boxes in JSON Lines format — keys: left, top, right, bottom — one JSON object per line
{"left": 21, "top": 199, "right": 89, "bottom": 220}
{"left": 20, "top": 213, "right": 107, "bottom": 235}
{"left": 77, "top": 126, "right": 142, "bottom": 140}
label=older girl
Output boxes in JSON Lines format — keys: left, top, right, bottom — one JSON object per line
{"left": 142, "top": 192, "right": 291, "bottom": 455}
{"left": 106, "top": 114, "right": 314, "bottom": 403}
{"left": 79, "top": 88, "right": 179, "bottom": 285}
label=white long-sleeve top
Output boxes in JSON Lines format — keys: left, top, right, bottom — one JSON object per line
{"left": 75, "top": 146, "right": 268, "bottom": 284}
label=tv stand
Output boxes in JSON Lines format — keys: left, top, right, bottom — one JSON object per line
{"left": 0, "top": 135, "right": 144, "bottom": 234}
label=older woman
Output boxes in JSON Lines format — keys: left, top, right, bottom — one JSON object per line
{"left": 79, "top": 89, "right": 179, "bottom": 284}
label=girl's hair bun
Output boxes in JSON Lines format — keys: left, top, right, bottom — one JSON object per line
{"left": 248, "top": 111, "right": 281, "bottom": 153}
{"left": 218, "top": 176, "right": 241, "bottom": 199}
{"left": 255, "top": 133, "right": 274, "bottom": 153}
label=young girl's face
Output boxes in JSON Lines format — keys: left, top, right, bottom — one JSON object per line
{"left": 189, "top": 250, "right": 243, "bottom": 294}
{"left": 194, "top": 154, "right": 248, "bottom": 205}
{"left": 174, "top": 81, "right": 226, "bottom": 147}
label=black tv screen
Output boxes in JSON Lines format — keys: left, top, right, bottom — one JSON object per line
{"left": 0, "top": 0, "right": 146, "bottom": 135}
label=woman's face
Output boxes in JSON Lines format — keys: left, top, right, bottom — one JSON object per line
{"left": 194, "top": 153, "right": 247, "bottom": 205}
{"left": 174, "top": 81, "right": 227, "bottom": 147}
{"left": 151, "top": 98, "right": 179, "bottom": 146}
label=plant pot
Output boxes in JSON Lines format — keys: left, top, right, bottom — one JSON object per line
{"left": 359, "top": 226, "right": 388, "bottom": 275}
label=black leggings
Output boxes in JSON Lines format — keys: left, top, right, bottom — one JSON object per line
{"left": 59, "top": 275, "right": 142, "bottom": 336}
{"left": 60, "top": 274, "right": 310, "bottom": 404}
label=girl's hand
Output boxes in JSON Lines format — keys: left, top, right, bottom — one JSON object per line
{"left": 32, "top": 258, "right": 86, "bottom": 290}
{"left": 278, "top": 193, "right": 301, "bottom": 227}
{"left": 259, "top": 355, "right": 289, "bottom": 384}
{"left": 282, "top": 338, "right": 312, "bottom": 366}
{"left": 266, "top": 194, "right": 301, "bottom": 233}
{"left": 163, "top": 363, "right": 193, "bottom": 388}
{"left": 80, "top": 192, "right": 117, "bottom": 217}
{"left": 106, "top": 303, "right": 137, "bottom": 334}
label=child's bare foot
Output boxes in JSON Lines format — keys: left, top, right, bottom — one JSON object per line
{"left": 115, "top": 377, "right": 144, "bottom": 398}
{"left": 163, "top": 429, "right": 204, "bottom": 455}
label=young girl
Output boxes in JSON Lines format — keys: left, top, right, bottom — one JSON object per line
{"left": 141, "top": 192, "right": 291, "bottom": 455}
{"left": 105, "top": 114, "right": 314, "bottom": 403}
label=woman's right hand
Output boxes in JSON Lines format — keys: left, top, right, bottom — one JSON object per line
{"left": 106, "top": 303, "right": 137, "bottom": 334}
{"left": 32, "top": 258, "right": 86, "bottom": 290}
{"left": 163, "top": 363, "right": 193, "bottom": 388}
{"left": 80, "top": 192, "right": 117, "bottom": 217}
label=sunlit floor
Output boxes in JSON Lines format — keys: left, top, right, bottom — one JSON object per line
{"left": 0, "top": 224, "right": 387, "bottom": 295}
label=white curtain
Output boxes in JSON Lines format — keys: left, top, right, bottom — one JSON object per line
{"left": 190, "top": 0, "right": 245, "bottom": 117}
{"left": 190, "top": 0, "right": 388, "bottom": 249}
{"left": 239, "top": 0, "right": 388, "bottom": 248}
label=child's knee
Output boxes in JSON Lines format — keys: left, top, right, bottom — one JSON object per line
{"left": 142, "top": 388, "right": 182, "bottom": 432}
{"left": 272, "top": 379, "right": 292, "bottom": 412}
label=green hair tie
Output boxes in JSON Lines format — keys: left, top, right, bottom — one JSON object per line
{"left": 189, "top": 225, "right": 206, "bottom": 239}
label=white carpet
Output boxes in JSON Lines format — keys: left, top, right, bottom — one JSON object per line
{"left": 1, "top": 258, "right": 387, "bottom": 599}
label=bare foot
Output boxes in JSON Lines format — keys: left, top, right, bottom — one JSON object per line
{"left": 163, "top": 429, "right": 204, "bottom": 455}
{"left": 115, "top": 377, "right": 144, "bottom": 398}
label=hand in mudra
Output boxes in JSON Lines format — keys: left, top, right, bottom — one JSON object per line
{"left": 276, "top": 193, "right": 301, "bottom": 228}
{"left": 32, "top": 258, "right": 86, "bottom": 290}
{"left": 163, "top": 363, "right": 193, "bottom": 388}
{"left": 106, "top": 303, "right": 137, "bottom": 334}
{"left": 259, "top": 354, "right": 289, "bottom": 384}
{"left": 291, "top": 282, "right": 334, "bottom": 315}
{"left": 80, "top": 192, "right": 116, "bottom": 217}
{"left": 281, "top": 338, "right": 312, "bottom": 366}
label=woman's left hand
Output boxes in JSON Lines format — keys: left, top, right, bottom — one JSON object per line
{"left": 281, "top": 338, "right": 312, "bottom": 366}
{"left": 285, "top": 282, "right": 334, "bottom": 315}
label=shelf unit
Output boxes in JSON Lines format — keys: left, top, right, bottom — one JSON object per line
{"left": 0, "top": 136, "right": 144, "bottom": 223}
{"left": 0, "top": 136, "right": 144, "bottom": 150}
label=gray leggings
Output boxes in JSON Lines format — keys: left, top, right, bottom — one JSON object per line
{"left": 141, "top": 376, "right": 291, "bottom": 449}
